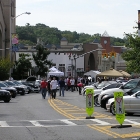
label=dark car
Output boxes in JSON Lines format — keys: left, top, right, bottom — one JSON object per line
{"left": 20, "top": 76, "right": 40, "bottom": 93}
{"left": 3, "top": 81, "right": 26, "bottom": 95}
{"left": 0, "top": 89, "right": 11, "bottom": 103}
{"left": 0, "top": 82, "right": 17, "bottom": 98}
{"left": 18, "top": 81, "right": 32, "bottom": 93}
{"left": 100, "top": 86, "right": 140, "bottom": 109}
{"left": 12, "top": 81, "right": 29, "bottom": 94}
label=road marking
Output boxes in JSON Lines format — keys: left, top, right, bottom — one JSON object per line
{"left": 0, "top": 121, "right": 9, "bottom": 127}
{"left": 124, "top": 119, "right": 140, "bottom": 125}
{"left": 90, "top": 119, "right": 110, "bottom": 125}
{"left": 30, "top": 121, "right": 43, "bottom": 127}
{"left": 61, "top": 120, "right": 77, "bottom": 126}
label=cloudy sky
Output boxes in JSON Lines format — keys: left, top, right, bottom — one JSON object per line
{"left": 16, "top": 0, "right": 140, "bottom": 38}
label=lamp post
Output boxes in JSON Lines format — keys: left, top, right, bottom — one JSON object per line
{"left": 10, "top": 12, "right": 31, "bottom": 77}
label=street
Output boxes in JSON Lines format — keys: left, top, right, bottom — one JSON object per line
{"left": 0, "top": 91, "right": 140, "bottom": 140}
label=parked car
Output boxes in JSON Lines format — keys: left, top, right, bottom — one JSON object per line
{"left": 106, "top": 87, "right": 140, "bottom": 115}
{"left": 93, "top": 83, "right": 122, "bottom": 106}
{"left": 0, "top": 89, "right": 11, "bottom": 103}
{"left": 101, "top": 86, "right": 140, "bottom": 110}
{"left": 98, "top": 79, "right": 140, "bottom": 106}
{"left": 82, "top": 81, "right": 117, "bottom": 96}
{"left": 18, "top": 81, "right": 32, "bottom": 93}
{"left": 12, "top": 81, "right": 29, "bottom": 94}
{"left": 0, "top": 81, "right": 17, "bottom": 98}
{"left": 3, "top": 81, "right": 26, "bottom": 95}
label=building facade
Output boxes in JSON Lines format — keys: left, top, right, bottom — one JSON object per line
{"left": 0, "top": 0, "right": 16, "bottom": 58}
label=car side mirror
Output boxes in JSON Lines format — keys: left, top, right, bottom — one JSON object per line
{"left": 120, "top": 85, "right": 124, "bottom": 89}
{"left": 102, "top": 87, "right": 105, "bottom": 90}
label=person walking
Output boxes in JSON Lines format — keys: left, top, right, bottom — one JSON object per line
{"left": 67, "top": 77, "right": 71, "bottom": 91}
{"left": 40, "top": 78, "right": 48, "bottom": 99}
{"left": 47, "top": 77, "right": 51, "bottom": 99}
{"left": 59, "top": 77, "right": 65, "bottom": 97}
{"left": 50, "top": 77, "right": 58, "bottom": 99}
{"left": 77, "top": 80, "right": 83, "bottom": 95}
{"left": 70, "top": 77, "right": 75, "bottom": 92}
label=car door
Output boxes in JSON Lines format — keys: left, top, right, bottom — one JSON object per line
{"left": 130, "top": 92, "right": 140, "bottom": 112}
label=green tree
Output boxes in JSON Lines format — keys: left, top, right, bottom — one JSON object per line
{"left": 0, "top": 57, "right": 13, "bottom": 80}
{"left": 32, "top": 44, "right": 52, "bottom": 77}
{"left": 13, "top": 53, "right": 32, "bottom": 79}
{"left": 122, "top": 32, "right": 140, "bottom": 73}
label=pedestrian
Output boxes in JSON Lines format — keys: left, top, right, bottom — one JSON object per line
{"left": 50, "top": 77, "right": 58, "bottom": 99}
{"left": 59, "top": 77, "right": 65, "bottom": 97}
{"left": 40, "top": 78, "right": 48, "bottom": 99}
{"left": 70, "top": 77, "right": 75, "bottom": 92}
{"left": 74, "top": 77, "right": 78, "bottom": 91}
{"left": 77, "top": 80, "right": 83, "bottom": 95}
{"left": 47, "top": 77, "right": 51, "bottom": 99}
{"left": 67, "top": 77, "right": 71, "bottom": 91}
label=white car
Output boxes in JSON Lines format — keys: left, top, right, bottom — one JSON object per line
{"left": 98, "top": 79, "right": 140, "bottom": 106}
{"left": 82, "top": 81, "right": 117, "bottom": 96}
{"left": 106, "top": 90, "right": 140, "bottom": 115}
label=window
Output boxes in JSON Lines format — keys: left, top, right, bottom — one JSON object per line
{"left": 11, "top": 1, "right": 15, "bottom": 17}
{"left": 123, "top": 79, "right": 140, "bottom": 89}
{"left": 104, "top": 84, "right": 118, "bottom": 90}
{"left": 0, "top": 83, "right": 6, "bottom": 87}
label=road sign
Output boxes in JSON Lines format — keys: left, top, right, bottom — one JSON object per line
{"left": 114, "top": 92, "right": 125, "bottom": 125}
{"left": 86, "top": 88, "right": 94, "bottom": 117}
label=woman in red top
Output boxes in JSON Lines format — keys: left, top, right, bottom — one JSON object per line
{"left": 77, "top": 80, "right": 83, "bottom": 95}
{"left": 41, "top": 79, "right": 48, "bottom": 99}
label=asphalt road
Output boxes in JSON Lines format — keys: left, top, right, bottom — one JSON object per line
{"left": 0, "top": 91, "right": 140, "bottom": 140}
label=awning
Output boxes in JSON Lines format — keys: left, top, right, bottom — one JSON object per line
{"left": 97, "top": 68, "right": 124, "bottom": 77}
{"left": 119, "top": 70, "right": 131, "bottom": 77}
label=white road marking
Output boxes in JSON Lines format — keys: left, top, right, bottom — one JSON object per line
{"left": 124, "top": 119, "right": 140, "bottom": 125}
{"left": 29, "top": 121, "right": 43, "bottom": 127}
{"left": 0, "top": 121, "right": 9, "bottom": 127}
{"left": 61, "top": 120, "right": 77, "bottom": 126}
{"left": 90, "top": 119, "right": 110, "bottom": 125}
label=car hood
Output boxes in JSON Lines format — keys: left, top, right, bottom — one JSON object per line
{"left": 94, "top": 89, "right": 102, "bottom": 95}
{"left": 108, "top": 95, "right": 132, "bottom": 104}
{"left": 1, "top": 87, "right": 16, "bottom": 91}
{"left": 100, "top": 88, "right": 124, "bottom": 96}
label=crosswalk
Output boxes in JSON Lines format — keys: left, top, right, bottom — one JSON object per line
{"left": 0, "top": 118, "right": 140, "bottom": 127}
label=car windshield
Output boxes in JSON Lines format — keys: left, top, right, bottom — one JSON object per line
{"left": 4, "top": 81, "right": 16, "bottom": 86}
{"left": 0, "top": 83, "right": 7, "bottom": 87}
{"left": 123, "top": 79, "right": 139, "bottom": 89}
{"left": 13, "top": 81, "right": 22, "bottom": 86}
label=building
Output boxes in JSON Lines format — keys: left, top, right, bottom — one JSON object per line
{"left": 100, "top": 31, "right": 126, "bottom": 71}
{"left": 0, "top": 0, "right": 16, "bottom": 58}
{"left": 16, "top": 37, "right": 103, "bottom": 77}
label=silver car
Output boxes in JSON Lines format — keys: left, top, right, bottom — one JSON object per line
{"left": 106, "top": 87, "right": 140, "bottom": 115}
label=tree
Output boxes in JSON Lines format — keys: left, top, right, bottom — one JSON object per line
{"left": 121, "top": 31, "right": 140, "bottom": 73}
{"left": 32, "top": 44, "right": 52, "bottom": 77}
{"left": 0, "top": 57, "right": 13, "bottom": 80}
{"left": 13, "top": 53, "right": 32, "bottom": 79}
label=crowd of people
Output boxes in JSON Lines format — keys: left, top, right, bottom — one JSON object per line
{"left": 40, "top": 76, "right": 92, "bottom": 99}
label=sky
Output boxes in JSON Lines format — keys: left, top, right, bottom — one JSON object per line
{"left": 16, "top": 0, "right": 140, "bottom": 39}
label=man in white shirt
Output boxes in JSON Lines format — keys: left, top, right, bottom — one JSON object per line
{"left": 50, "top": 77, "right": 58, "bottom": 99}
{"left": 70, "top": 77, "right": 75, "bottom": 92}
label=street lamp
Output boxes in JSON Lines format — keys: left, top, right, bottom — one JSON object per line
{"left": 9, "top": 12, "right": 31, "bottom": 77}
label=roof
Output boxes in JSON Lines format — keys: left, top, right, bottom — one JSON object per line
{"left": 102, "top": 31, "right": 109, "bottom": 37}
{"left": 61, "top": 37, "right": 67, "bottom": 41}
{"left": 97, "top": 68, "right": 124, "bottom": 77}
{"left": 93, "top": 38, "right": 100, "bottom": 43}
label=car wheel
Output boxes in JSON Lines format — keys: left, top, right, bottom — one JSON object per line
{"left": 20, "top": 91, "right": 25, "bottom": 95}
{"left": 4, "top": 100, "right": 10, "bottom": 103}
{"left": 110, "top": 103, "right": 115, "bottom": 115}
{"left": 126, "top": 113, "right": 134, "bottom": 116}
{"left": 94, "top": 96, "right": 100, "bottom": 106}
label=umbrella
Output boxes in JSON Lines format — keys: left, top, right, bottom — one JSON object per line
{"left": 97, "top": 68, "right": 124, "bottom": 77}
{"left": 119, "top": 70, "right": 131, "bottom": 77}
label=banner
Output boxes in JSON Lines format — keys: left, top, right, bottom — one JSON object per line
{"left": 138, "top": 10, "right": 140, "bottom": 29}
{"left": 114, "top": 92, "right": 125, "bottom": 125}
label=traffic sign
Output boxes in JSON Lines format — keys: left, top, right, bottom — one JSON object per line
{"left": 114, "top": 92, "right": 125, "bottom": 125}
{"left": 86, "top": 88, "right": 94, "bottom": 117}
